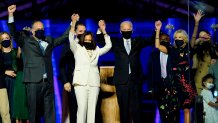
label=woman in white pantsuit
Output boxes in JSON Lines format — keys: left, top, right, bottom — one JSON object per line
{"left": 69, "top": 20, "right": 112, "bottom": 123}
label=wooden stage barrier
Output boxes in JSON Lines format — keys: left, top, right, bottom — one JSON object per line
{"left": 99, "top": 66, "right": 120, "bottom": 123}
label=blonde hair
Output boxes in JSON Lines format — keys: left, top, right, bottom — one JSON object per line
{"left": 0, "top": 32, "right": 13, "bottom": 51}
{"left": 173, "top": 29, "right": 189, "bottom": 45}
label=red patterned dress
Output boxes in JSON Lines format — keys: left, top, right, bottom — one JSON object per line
{"left": 170, "top": 46, "right": 197, "bottom": 109}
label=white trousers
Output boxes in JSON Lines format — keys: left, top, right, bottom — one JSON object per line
{"left": 0, "top": 88, "right": 11, "bottom": 123}
{"left": 74, "top": 85, "right": 100, "bottom": 123}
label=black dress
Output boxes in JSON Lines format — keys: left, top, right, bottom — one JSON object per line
{"left": 2, "top": 49, "right": 17, "bottom": 121}
{"left": 169, "top": 46, "right": 197, "bottom": 109}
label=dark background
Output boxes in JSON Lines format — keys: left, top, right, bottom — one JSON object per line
{"left": 0, "top": 0, "right": 218, "bottom": 21}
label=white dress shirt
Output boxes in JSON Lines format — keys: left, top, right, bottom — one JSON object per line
{"left": 160, "top": 52, "right": 168, "bottom": 78}
{"left": 124, "top": 38, "right": 131, "bottom": 74}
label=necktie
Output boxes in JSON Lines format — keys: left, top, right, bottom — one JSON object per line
{"left": 125, "top": 39, "right": 131, "bottom": 74}
{"left": 39, "top": 40, "right": 45, "bottom": 54}
{"left": 125, "top": 39, "right": 131, "bottom": 54}
{"left": 160, "top": 52, "right": 168, "bottom": 78}
{"left": 38, "top": 40, "right": 47, "bottom": 78}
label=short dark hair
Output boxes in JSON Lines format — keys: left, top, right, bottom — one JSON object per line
{"left": 31, "top": 20, "right": 43, "bottom": 28}
{"left": 202, "top": 74, "right": 215, "bottom": 87}
{"left": 160, "top": 32, "right": 170, "bottom": 42}
{"left": 79, "top": 31, "right": 96, "bottom": 50}
{"left": 75, "top": 21, "right": 85, "bottom": 31}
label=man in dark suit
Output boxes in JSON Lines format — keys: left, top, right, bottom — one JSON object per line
{"left": 59, "top": 14, "right": 86, "bottom": 123}
{"left": 59, "top": 41, "right": 77, "bottom": 123}
{"left": 7, "top": 5, "right": 72, "bottom": 123}
{"left": 147, "top": 32, "right": 180, "bottom": 123}
{"left": 97, "top": 20, "right": 152, "bottom": 123}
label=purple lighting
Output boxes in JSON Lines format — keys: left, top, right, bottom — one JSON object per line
{"left": 37, "top": 0, "right": 46, "bottom": 4}
{"left": 155, "top": 107, "right": 161, "bottom": 123}
{"left": 0, "top": 3, "right": 32, "bottom": 18}
{"left": 156, "top": 1, "right": 188, "bottom": 15}
{"left": 43, "top": 19, "right": 62, "bottom": 123}
{"left": 142, "top": 0, "right": 189, "bottom": 15}
{"left": 52, "top": 52, "right": 62, "bottom": 123}
{"left": 0, "top": 0, "right": 46, "bottom": 18}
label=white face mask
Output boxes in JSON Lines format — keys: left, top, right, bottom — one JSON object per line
{"left": 206, "top": 83, "right": 214, "bottom": 89}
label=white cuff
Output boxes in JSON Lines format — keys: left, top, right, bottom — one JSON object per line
{"left": 8, "top": 16, "right": 14, "bottom": 23}
{"left": 97, "top": 29, "right": 102, "bottom": 34}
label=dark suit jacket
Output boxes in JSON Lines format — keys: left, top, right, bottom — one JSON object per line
{"left": 8, "top": 22, "right": 70, "bottom": 83}
{"left": 97, "top": 34, "right": 153, "bottom": 85}
{"left": 147, "top": 48, "right": 172, "bottom": 99}
{"left": 59, "top": 41, "right": 75, "bottom": 84}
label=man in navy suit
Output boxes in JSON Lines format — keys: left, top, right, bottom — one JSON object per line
{"left": 7, "top": 5, "right": 72, "bottom": 123}
{"left": 147, "top": 32, "right": 180, "bottom": 123}
{"left": 97, "top": 20, "right": 152, "bottom": 123}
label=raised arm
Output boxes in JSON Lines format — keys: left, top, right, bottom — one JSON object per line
{"left": 68, "top": 14, "right": 80, "bottom": 53}
{"left": 70, "top": 13, "right": 79, "bottom": 35}
{"left": 190, "top": 10, "right": 204, "bottom": 48}
{"left": 7, "top": 5, "right": 24, "bottom": 46}
{"left": 7, "top": 5, "right": 32, "bottom": 47}
{"left": 69, "top": 32, "right": 78, "bottom": 53}
{"left": 98, "top": 20, "right": 107, "bottom": 35}
{"left": 98, "top": 20, "right": 112, "bottom": 55}
{"left": 53, "top": 13, "right": 79, "bottom": 47}
{"left": 7, "top": 5, "right": 16, "bottom": 36}
{"left": 99, "top": 35, "right": 112, "bottom": 56}
{"left": 155, "top": 20, "right": 168, "bottom": 54}
{"left": 52, "top": 27, "right": 70, "bottom": 47}
{"left": 96, "top": 20, "right": 108, "bottom": 47}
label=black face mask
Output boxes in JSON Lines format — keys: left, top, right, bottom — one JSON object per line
{"left": 1, "top": 40, "right": 11, "bottom": 48}
{"left": 84, "top": 42, "right": 95, "bottom": 50}
{"left": 77, "top": 34, "right": 82, "bottom": 40}
{"left": 160, "top": 41, "right": 170, "bottom": 47}
{"left": 175, "top": 39, "right": 184, "bottom": 48}
{"left": 201, "top": 41, "right": 211, "bottom": 50}
{"left": 121, "top": 31, "right": 132, "bottom": 39}
{"left": 35, "top": 30, "right": 45, "bottom": 40}
{"left": 201, "top": 41, "right": 211, "bottom": 46}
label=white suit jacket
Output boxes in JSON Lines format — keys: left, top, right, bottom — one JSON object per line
{"left": 69, "top": 32, "right": 112, "bottom": 87}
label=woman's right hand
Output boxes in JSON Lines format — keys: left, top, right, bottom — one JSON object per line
{"left": 155, "top": 20, "right": 162, "bottom": 31}
{"left": 193, "top": 10, "right": 204, "bottom": 23}
{"left": 98, "top": 20, "right": 107, "bottom": 34}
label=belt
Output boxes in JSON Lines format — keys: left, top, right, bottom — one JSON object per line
{"left": 42, "top": 78, "right": 48, "bottom": 82}
{"left": 161, "top": 77, "right": 167, "bottom": 82}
